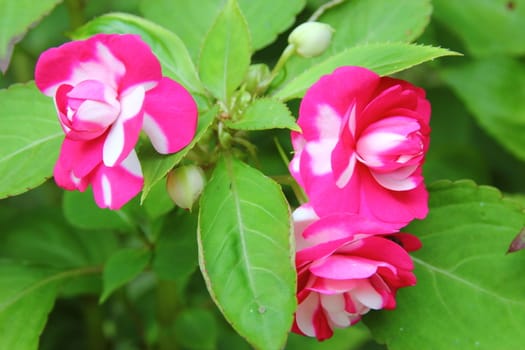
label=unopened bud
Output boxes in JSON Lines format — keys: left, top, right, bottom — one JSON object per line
{"left": 288, "top": 22, "right": 334, "bottom": 58}
{"left": 245, "top": 64, "right": 271, "bottom": 94}
{"left": 166, "top": 165, "right": 206, "bottom": 210}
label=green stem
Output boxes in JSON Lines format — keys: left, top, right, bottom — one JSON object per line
{"left": 156, "top": 280, "right": 182, "bottom": 350}
{"left": 65, "top": 0, "right": 86, "bottom": 29}
{"left": 308, "top": 0, "right": 346, "bottom": 22}
{"left": 84, "top": 297, "right": 107, "bottom": 350}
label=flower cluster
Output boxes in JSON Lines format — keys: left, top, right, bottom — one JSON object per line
{"left": 289, "top": 66, "right": 430, "bottom": 340}
{"left": 35, "top": 34, "right": 198, "bottom": 209}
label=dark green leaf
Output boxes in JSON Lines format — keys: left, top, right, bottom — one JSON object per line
{"left": 441, "top": 57, "right": 525, "bottom": 162}
{"left": 227, "top": 98, "right": 299, "bottom": 131}
{"left": 285, "top": 0, "right": 432, "bottom": 81}
{"left": 72, "top": 12, "right": 204, "bottom": 94}
{"left": 173, "top": 308, "right": 218, "bottom": 350}
{"left": 273, "top": 43, "right": 459, "bottom": 101}
{"left": 0, "top": 82, "right": 61, "bottom": 198}
{"left": 198, "top": 156, "right": 295, "bottom": 350}
{"left": 433, "top": 0, "right": 525, "bottom": 57}
{"left": 199, "top": 0, "right": 251, "bottom": 102}
{"left": 365, "top": 180, "right": 525, "bottom": 350}
{"left": 100, "top": 247, "right": 151, "bottom": 303}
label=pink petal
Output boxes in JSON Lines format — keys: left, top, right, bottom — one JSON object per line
{"left": 352, "top": 280, "right": 385, "bottom": 309}
{"left": 142, "top": 77, "right": 198, "bottom": 154}
{"left": 348, "top": 236, "right": 415, "bottom": 270}
{"left": 92, "top": 150, "right": 144, "bottom": 209}
{"left": 310, "top": 255, "right": 385, "bottom": 280}
{"left": 295, "top": 292, "right": 320, "bottom": 338}
{"left": 103, "top": 86, "right": 145, "bottom": 167}
{"left": 320, "top": 294, "right": 351, "bottom": 328}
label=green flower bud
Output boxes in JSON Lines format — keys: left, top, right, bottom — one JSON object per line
{"left": 166, "top": 165, "right": 206, "bottom": 211}
{"left": 288, "top": 21, "right": 334, "bottom": 58}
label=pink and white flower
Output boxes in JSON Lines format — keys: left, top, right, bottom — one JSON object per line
{"left": 291, "top": 205, "right": 421, "bottom": 341}
{"left": 290, "top": 66, "right": 430, "bottom": 227}
{"left": 35, "top": 34, "right": 198, "bottom": 209}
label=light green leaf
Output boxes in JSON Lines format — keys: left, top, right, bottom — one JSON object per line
{"left": 0, "top": 262, "right": 59, "bottom": 350}
{"left": 198, "top": 156, "right": 295, "bottom": 350}
{"left": 0, "top": 262, "right": 101, "bottom": 350}
{"left": 140, "top": 106, "right": 217, "bottom": 202}
{"left": 441, "top": 57, "right": 525, "bottom": 162}
{"left": 100, "top": 248, "right": 151, "bottom": 303}
{"left": 140, "top": 0, "right": 304, "bottom": 60}
{"left": 273, "top": 43, "right": 459, "bottom": 101}
{"left": 365, "top": 180, "right": 525, "bottom": 350}
{"left": 63, "top": 189, "right": 136, "bottom": 231}
{"left": 286, "top": 0, "right": 432, "bottom": 81}
{"left": 433, "top": 0, "right": 525, "bottom": 57}
{"left": 227, "top": 98, "right": 299, "bottom": 131}
{"left": 0, "top": 0, "right": 61, "bottom": 72}
{"left": 72, "top": 12, "right": 204, "bottom": 95}
{"left": 199, "top": 0, "right": 251, "bottom": 103}
{"left": 0, "top": 82, "right": 62, "bottom": 198}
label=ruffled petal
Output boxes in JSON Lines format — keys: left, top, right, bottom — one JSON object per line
{"left": 92, "top": 150, "right": 144, "bottom": 209}
{"left": 103, "top": 85, "right": 145, "bottom": 167}
{"left": 142, "top": 77, "right": 198, "bottom": 154}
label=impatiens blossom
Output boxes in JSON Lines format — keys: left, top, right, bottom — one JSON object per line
{"left": 35, "top": 34, "right": 198, "bottom": 209}
{"left": 290, "top": 66, "right": 430, "bottom": 227}
{"left": 291, "top": 205, "right": 421, "bottom": 341}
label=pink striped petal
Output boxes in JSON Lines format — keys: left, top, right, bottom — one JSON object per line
{"left": 92, "top": 150, "right": 143, "bottom": 209}
{"left": 310, "top": 255, "right": 385, "bottom": 280}
{"left": 142, "top": 77, "right": 198, "bottom": 154}
{"left": 103, "top": 86, "right": 145, "bottom": 167}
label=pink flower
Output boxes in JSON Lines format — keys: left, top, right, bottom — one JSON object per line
{"left": 291, "top": 205, "right": 421, "bottom": 341}
{"left": 290, "top": 66, "right": 430, "bottom": 227}
{"left": 35, "top": 34, "right": 198, "bottom": 209}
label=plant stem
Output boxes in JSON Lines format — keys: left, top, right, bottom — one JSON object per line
{"left": 308, "top": 0, "right": 346, "bottom": 22}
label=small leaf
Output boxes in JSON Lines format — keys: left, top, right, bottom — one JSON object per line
{"left": 72, "top": 12, "right": 204, "bottom": 95}
{"left": 273, "top": 43, "right": 459, "bottom": 101}
{"left": 199, "top": 0, "right": 251, "bottom": 102}
{"left": 227, "top": 98, "right": 300, "bottom": 131}
{"left": 0, "top": 82, "right": 62, "bottom": 198}
{"left": 441, "top": 57, "right": 525, "bottom": 162}
{"left": 0, "top": 0, "right": 61, "bottom": 72}
{"left": 198, "top": 156, "right": 295, "bottom": 350}
{"left": 100, "top": 248, "right": 152, "bottom": 303}
{"left": 508, "top": 227, "right": 525, "bottom": 253}
{"left": 365, "top": 180, "right": 525, "bottom": 350}
{"left": 140, "top": 106, "right": 217, "bottom": 202}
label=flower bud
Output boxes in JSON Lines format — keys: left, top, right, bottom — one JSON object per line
{"left": 288, "top": 22, "right": 334, "bottom": 58}
{"left": 166, "top": 165, "right": 206, "bottom": 210}
{"left": 244, "top": 63, "right": 271, "bottom": 94}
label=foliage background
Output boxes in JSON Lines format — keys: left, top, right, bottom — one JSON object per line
{"left": 1, "top": 0, "right": 525, "bottom": 349}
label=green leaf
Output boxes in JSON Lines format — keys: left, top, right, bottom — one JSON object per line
{"left": 63, "top": 189, "right": 136, "bottom": 231}
{"left": 140, "top": 106, "right": 217, "bottom": 202}
{"left": 433, "top": 0, "right": 525, "bottom": 57}
{"left": 140, "top": 0, "right": 304, "bottom": 60}
{"left": 71, "top": 12, "right": 204, "bottom": 95}
{"left": 0, "top": 0, "right": 61, "bottom": 72}
{"left": 0, "top": 82, "right": 62, "bottom": 198}
{"left": 0, "top": 262, "right": 59, "bottom": 350}
{"left": 441, "top": 57, "right": 525, "bottom": 162}
{"left": 285, "top": 0, "right": 432, "bottom": 81}
{"left": 173, "top": 308, "right": 218, "bottom": 350}
{"left": 273, "top": 43, "right": 459, "bottom": 101}
{"left": 100, "top": 248, "right": 151, "bottom": 303}
{"left": 227, "top": 98, "right": 299, "bottom": 131}
{"left": 199, "top": 0, "right": 251, "bottom": 103}
{"left": 237, "top": 0, "right": 304, "bottom": 50}
{"left": 365, "top": 180, "right": 525, "bottom": 350}
{"left": 153, "top": 210, "right": 198, "bottom": 289}
{"left": 198, "top": 156, "right": 295, "bottom": 350}
{"left": 0, "top": 261, "right": 101, "bottom": 350}
{"left": 142, "top": 179, "right": 175, "bottom": 220}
